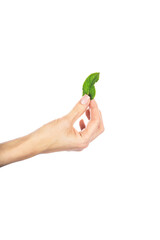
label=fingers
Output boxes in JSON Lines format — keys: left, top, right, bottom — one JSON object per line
{"left": 99, "top": 110, "right": 105, "bottom": 133}
{"left": 79, "top": 119, "right": 86, "bottom": 131}
{"left": 85, "top": 108, "right": 90, "bottom": 120}
{"left": 88, "top": 110, "right": 104, "bottom": 142}
{"left": 67, "top": 95, "right": 90, "bottom": 124}
{"left": 79, "top": 108, "right": 90, "bottom": 131}
{"left": 80, "top": 99, "right": 104, "bottom": 142}
{"left": 78, "top": 108, "right": 90, "bottom": 131}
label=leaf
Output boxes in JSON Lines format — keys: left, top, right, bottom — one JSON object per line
{"left": 82, "top": 72, "right": 100, "bottom": 99}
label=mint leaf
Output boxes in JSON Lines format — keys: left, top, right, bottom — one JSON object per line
{"left": 82, "top": 72, "right": 100, "bottom": 100}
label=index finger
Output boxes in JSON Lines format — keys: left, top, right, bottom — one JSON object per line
{"left": 81, "top": 99, "right": 100, "bottom": 141}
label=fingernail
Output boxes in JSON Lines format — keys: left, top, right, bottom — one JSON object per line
{"left": 80, "top": 95, "right": 90, "bottom": 105}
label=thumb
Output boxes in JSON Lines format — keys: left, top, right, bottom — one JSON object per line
{"left": 67, "top": 94, "right": 90, "bottom": 123}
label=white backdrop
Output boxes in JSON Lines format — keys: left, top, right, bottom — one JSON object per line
{"left": 0, "top": 0, "right": 160, "bottom": 239}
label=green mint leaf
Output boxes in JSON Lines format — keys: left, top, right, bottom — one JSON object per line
{"left": 82, "top": 72, "right": 100, "bottom": 100}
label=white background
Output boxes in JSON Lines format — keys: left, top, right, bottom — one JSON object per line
{"left": 0, "top": 0, "right": 160, "bottom": 239}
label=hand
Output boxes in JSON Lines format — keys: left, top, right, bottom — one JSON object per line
{"left": 0, "top": 95, "right": 104, "bottom": 166}
{"left": 36, "top": 94, "right": 104, "bottom": 153}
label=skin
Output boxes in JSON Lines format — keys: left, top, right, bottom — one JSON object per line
{"left": 0, "top": 95, "right": 104, "bottom": 167}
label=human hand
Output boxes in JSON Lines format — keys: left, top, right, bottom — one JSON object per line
{"left": 0, "top": 95, "right": 104, "bottom": 166}
{"left": 35, "top": 94, "right": 104, "bottom": 154}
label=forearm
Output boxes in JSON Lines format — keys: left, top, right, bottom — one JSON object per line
{"left": 0, "top": 131, "right": 42, "bottom": 167}
{"left": 0, "top": 98, "right": 104, "bottom": 167}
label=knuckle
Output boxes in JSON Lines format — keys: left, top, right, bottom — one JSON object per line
{"left": 78, "top": 146, "right": 87, "bottom": 151}
{"left": 79, "top": 137, "right": 89, "bottom": 149}
{"left": 100, "top": 126, "right": 105, "bottom": 133}
{"left": 76, "top": 144, "right": 89, "bottom": 151}
{"left": 83, "top": 142, "right": 89, "bottom": 149}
